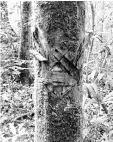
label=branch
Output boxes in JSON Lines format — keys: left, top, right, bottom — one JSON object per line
{"left": 90, "top": 1, "right": 95, "bottom": 32}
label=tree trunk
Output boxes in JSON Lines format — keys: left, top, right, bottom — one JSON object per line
{"left": 34, "top": 2, "right": 85, "bottom": 142}
{"left": 20, "top": 1, "right": 32, "bottom": 85}
{"left": 0, "top": 1, "right": 9, "bottom": 24}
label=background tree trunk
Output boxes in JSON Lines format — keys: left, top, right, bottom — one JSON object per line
{"left": 20, "top": 1, "right": 32, "bottom": 85}
{"left": 33, "top": 2, "right": 85, "bottom": 142}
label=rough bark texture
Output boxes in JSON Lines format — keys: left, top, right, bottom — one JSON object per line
{"left": 20, "top": 1, "right": 32, "bottom": 85}
{"left": 0, "top": 1, "right": 9, "bottom": 23}
{"left": 33, "top": 59, "right": 49, "bottom": 142}
{"left": 34, "top": 2, "right": 85, "bottom": 142}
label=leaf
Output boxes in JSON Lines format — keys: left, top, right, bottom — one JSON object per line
{"left": 86, "top": 83, "right": 96, "bottom": 98}
{"left": 84, "top": 83, "right": 94, "bottom": 97}
{"left": 90, "top": 70, "right": 97, "bottom": 81}
{"left": 85, "top": 83, "right": 102, "bottom": 104}
{"left": 91, "top": 83, "right": 98, "bottom": 94}
{"left": 83, "top": 83, "right": 91, "bottom": 98}
{"left": 103, "top": 91, "right": 113, "bottom": 102}
{"left": 97, "top": 73, "right": 105, "bottom": 81}
{"left": 91, "top": 83, "right": 102, "bottom": 103}
{"left": 91, "top": 115, "right": 107, "bottom": 124}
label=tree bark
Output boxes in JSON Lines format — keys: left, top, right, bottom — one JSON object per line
{"left": 33, "top": 2, "right": 85, "bottom": 142}
{"left": 0, "top": 1, "right": 9, "bottom": 23}
{"left": 20, "top": 1, "right": 32, "bottom": 85}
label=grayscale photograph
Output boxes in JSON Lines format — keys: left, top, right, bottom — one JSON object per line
{"left": 0, "top": 1, "right": 113, "bottom": 142}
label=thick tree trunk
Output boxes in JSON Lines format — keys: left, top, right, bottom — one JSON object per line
{"left": 34, "top": 2, "right": 85, "bottom": 142}
{"left": 20, "top": 1, "right": 32, "bottom": 85}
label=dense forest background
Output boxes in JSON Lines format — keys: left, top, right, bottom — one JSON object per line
{"left": 0, "top": 1, "right": 113, "bottom": 142}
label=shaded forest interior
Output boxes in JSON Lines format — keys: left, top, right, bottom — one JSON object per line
{"left": 0, "top": 1, "right": 113, "bottom": 142}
